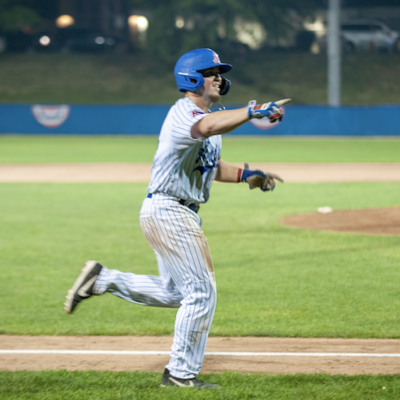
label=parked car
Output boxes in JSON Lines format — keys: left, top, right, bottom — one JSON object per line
{"left": 56, "top": 27, "right": 118, "bottom": 53}
{"left": 341, "top": 20, "right": 400, "bottom": 52}
{"left": 1, "top": 30, "right": 34, "bottom": 52}
{"left": 2, "top": 27, "right": 129, "bottom": 54}
{"left": 318, "top": 19, "right": 400, "bottom": 53}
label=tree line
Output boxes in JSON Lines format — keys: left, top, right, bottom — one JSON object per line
{"left": 0, "top": 0, "right": 321, "bottom": 59}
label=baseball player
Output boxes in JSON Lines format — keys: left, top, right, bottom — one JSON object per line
{"left": 65, "top": 48, "right": 284, "bottom": 389}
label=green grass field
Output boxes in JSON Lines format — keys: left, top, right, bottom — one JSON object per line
{"left": 1, "top": 136, "right": 399, "bottom": 398}
{"left": 1, "top": 371, "right": 399, "bottom": 400}
{"left": 1, "top": 136, "right": 400, "bottom": 163}
{"left": 0, "top": 52, "right": 399, "bottom": 105}
{"left": 1, "top": 181, "right": 399, "bottom": 337}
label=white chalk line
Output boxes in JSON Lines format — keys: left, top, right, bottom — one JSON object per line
{"left": 1, "top": 350, "right": 400, "bottom": 357}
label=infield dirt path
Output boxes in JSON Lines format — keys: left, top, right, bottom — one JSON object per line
{"left": 1, "top": 336, "right": 400, "bottom": 375}
{"left": 0, "top": 162, "right": 400, "bottom": 182}
{"left": 1, "top": 163, "right": 399, "bottom": 374}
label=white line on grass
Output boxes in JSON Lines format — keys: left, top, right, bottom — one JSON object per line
{"left": 1, "top": 350, "right": 400, "bottom": 357}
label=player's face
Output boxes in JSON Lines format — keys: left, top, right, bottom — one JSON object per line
{"left": 200, "top": 67, "right": 222, "bottom": 103}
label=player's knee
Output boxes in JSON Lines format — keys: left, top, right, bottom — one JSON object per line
{"left": 188, "top": 282, "right": 217, "bottom": 310}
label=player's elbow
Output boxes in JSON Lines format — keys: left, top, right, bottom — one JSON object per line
{"left": 191, "top": 125, "right": 209, "bottom": 139}
{"left": 192, "top": 119, "right": 226, "bottom": 139}
{"left": 191, "top": 119, "right": 214, "bottom": 138}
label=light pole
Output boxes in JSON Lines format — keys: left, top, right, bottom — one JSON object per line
{"left": 327, "top": 0, "right": 341, "bottom": 106}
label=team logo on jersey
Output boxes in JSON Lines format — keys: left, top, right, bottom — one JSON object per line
{"left": 213, "top": 53, "right": 220, "bottom": 64}
{"left": 193, "top": 140, "right": 218, "bottom": 175}
{"left": 31, "top": 105, "right": 71, "bottom": 129}
{"left": 192, "top": 110, "right": 204, "bottom": 117}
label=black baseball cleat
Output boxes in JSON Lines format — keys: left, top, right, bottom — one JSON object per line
{"left": 64, "top": 260, "right": 103, "bottom": 314}
{"left": 160, "top": 368, "right": 220, "bottom": 389}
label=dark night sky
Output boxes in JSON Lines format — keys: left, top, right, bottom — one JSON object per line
{"left": 32, "top": 0, "right": 400, "bottom": 20}
{"left": 33, "top": 0, "right": 58, "bottom": 19}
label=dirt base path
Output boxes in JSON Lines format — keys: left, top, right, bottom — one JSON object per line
{"left": 1, "top": 336, "right": 400, "bottom": 375}
{"left": 1, "top": 163, "right": 400, "bottom": 182}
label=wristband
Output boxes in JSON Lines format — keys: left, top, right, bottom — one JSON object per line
{"left": 237, "top": 168, "right": 243, "bottom": 182}
{"left": 247, "top": 100, "right": 256, "bottom": 119}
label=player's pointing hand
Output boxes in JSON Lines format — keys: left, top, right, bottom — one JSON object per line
{"left": 239, "top": 162, "right": 284, "bottom": 191}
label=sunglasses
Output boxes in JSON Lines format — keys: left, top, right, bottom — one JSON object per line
{"left": 200, "top": 70, "right": 221, "bottom": 79}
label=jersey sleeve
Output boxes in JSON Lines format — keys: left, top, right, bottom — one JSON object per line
{"left": 169, "top": 98, "right": 208, "bottom": 148}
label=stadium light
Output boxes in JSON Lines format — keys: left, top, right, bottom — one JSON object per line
{"left": 39, "top": 36, "right": 51, "bottom": 46}
{"left": 176, "top": 17, "right": 184, "bottom": 29}
{"left": 56, "top": 15, "right": 75, "bottom": 29}
{"left": 128, "top": 15, "right": 149, "bottom": 32}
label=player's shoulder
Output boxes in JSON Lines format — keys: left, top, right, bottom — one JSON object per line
{"left": 174, "top": 97, "right": 206, "bottom": 120}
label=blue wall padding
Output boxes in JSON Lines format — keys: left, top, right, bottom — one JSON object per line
{"left": 0, "top": 104, "right": 399, "bottom": 136}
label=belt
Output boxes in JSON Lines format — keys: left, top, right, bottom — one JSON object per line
{"left": 146, "top": 193, "right": 199, "bottom": 214}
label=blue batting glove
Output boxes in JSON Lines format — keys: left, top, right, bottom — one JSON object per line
{"left": 248, "top": 100, "right": 284, "bottom": 123}
{"left": 241, "top": 169, "right": 267, "bottom": 182}
{"left": 239, "top": 163, "right": 284, "bottom": 191}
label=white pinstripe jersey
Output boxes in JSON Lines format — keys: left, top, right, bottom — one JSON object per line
{"left": 147, "top": 97, "right": 221, "bottom": 204}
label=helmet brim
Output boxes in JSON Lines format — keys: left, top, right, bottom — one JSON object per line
{"left": 197, "top": 63, "right": 232, "bottom": 74}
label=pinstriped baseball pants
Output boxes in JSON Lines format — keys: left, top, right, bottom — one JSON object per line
{"left": 94, "top": 193, "right": 217, "bottom": 379}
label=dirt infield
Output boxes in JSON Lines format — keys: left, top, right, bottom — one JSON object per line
{"left": 1, "top": 162, "right": 400, "bottom": 182}
{"left": 282, "top": 206, "right": 400, "bottom": 236}
{"left": 1, "top": 162, "right": 399, "bottom": 375}
{"left": 1, "top": 336, "right": 400, "bottom": 375}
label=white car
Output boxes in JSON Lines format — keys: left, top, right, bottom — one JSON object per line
{"left": 341, "top": 20, "right": 400, "bottom": 52}
{"left": 317, "top": 19, "right": 400, "bottom": 53}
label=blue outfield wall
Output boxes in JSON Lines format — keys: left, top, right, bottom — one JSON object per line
{"left": 0, "top": 104, "right": 399, "bottom": 136}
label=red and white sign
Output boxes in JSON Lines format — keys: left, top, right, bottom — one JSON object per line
{"left": 31, "top": 105, "right": 71, "bottom": 129}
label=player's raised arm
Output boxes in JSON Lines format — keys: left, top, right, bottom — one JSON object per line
{"left": 191, "top": 107, "right": 248, "bottom": 138}
{"left": 191, "top": 101, "right": 286, "bottom": 139}
{"left": 173, "top": 48, "right": 285, "bottom": 139}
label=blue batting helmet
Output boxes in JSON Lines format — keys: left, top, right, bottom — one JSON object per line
{"left": 174, "top": 48, "right": 232, "bottom": 93}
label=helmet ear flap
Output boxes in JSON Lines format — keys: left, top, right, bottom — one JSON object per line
{"left": 176, "top": 72, "right": 205, "bottom": 92}
{"left": 220, "top": 77, "right": 231, "bottom": 95}
{"left": 191, "top": 73, "right": 205, "bottom": 91}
